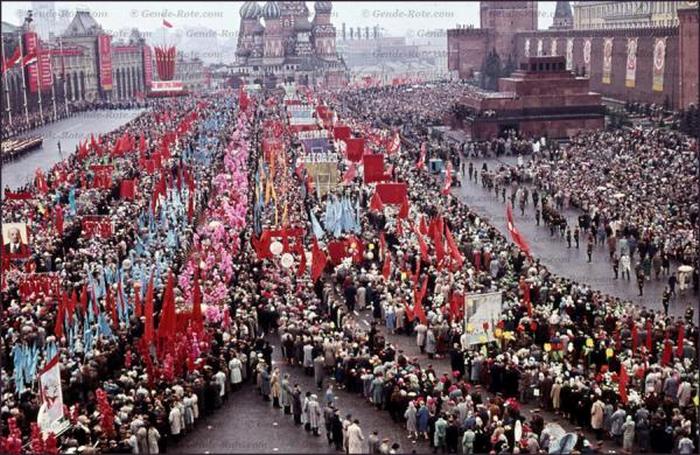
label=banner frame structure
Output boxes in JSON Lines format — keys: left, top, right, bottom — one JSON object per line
{"left": 463, "top": 291, "right": 503, "bottom": 346}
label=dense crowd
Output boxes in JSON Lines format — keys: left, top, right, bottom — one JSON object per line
{"left": 1, "top": 92, "right": 247, "bottom": 453}
{"left": 1, "top": 83, "right": 697, "bottom": 455}
{"left": 2, "top": 100, "right": 149, "bottom": 140}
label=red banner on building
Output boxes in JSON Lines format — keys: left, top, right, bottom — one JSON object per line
{"left": 23, "top": 32, "right": 41, "bottom": 93}
{"left": 143, "top": 45, "right": 153, "bottom": 88}
{"left": 98, "top": 34, "right": 113, "bottom": 91}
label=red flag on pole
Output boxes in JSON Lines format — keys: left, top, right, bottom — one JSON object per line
{"left": 54, "top": 293, "right": 65, "bottom": 339}
{"left": 445, "top": 224, "right": 464, "bottom": 268}
{"left": 645, "top": 320, "right": 653, "bottom": 351}
{"left": 297, "top": 248, "right": 307, "bottom": 277}
{"left": 413, "top": 277, "right": 428, "bottom": 324}
{"left": 157, "top": 272, "right": 176, "bottom": 344}
{"left": 506, "top": 203, "right": 532, "bottom": 257}
{"left": 343, "top": 162, "right": 357, "bottom": 184}
{"left": 618, "top": 363, "right": 629, "bottom": 404}
{"left": 398, "top": 195, "right": 409, "bottom": 219}
{"left": 369, "top": 191, "right": 384, "bottom": 212}
{"left": 382, "top": 254, "right": 391, "bottom": 280}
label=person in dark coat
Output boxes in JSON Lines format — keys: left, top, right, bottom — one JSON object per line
{"left": 330, "top": 409, "right": 344, "bottom": 451}
{"left": 445, "top": 417, "right": 460, "bottom": 453}
{"left": 292, "top": 385, "right": 303, "bottom": 425}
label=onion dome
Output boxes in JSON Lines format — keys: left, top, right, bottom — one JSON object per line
{"left": 240, "top": 1, "right": 262, "bottom": 19}
{"left": 262, "top": 1, "right": 281, "bottom": 19}
{"left": 315, "top": 1, "right": 332, "bottom": 14}
{"left": 294, "top": 16, "right": 313, "bottom": 32}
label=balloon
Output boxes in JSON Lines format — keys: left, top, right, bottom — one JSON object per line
{"left": 544, "top": 343, "right": 552, "bottom": 352}
{"left": 368, "top": 244, "right": 375, "bottom": 251}
{"left": 281, "top": 253, "right": 294, "bottom": 268}
{"left": 606, "top": 348, "right": 614, "bottom": 358}
{"left": 586, "top": 338, "right": 594, "bottom": 348}
{"left": 270, "top": 241, "right": 283, "bottom": 256}
{"left": 366, "top": 251, "right": 374, "bottom": 260}
{"left": 466, "top": 323, "right": 474, "bottom": 333}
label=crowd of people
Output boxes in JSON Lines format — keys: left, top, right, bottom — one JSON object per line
{"left": 2, "top": 99, "right": 148, "bottom": 140}
{"left": 1, "top": 82, "right": 698, "bottom": 455}
{"left": 1, "top": 92, "right": 250, "bottom": 453}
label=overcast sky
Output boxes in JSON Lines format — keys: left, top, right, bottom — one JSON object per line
{"left": 3, "top": 1, "right": 557, "bottom": 39}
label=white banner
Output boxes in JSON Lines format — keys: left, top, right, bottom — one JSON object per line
{"left": 37, "top": 355, "right": 69, "bottom": 436}
{"left": 463, "top": 292, "right": 502, "bottom": 345}
{"left": 566, "top": 39, "right": 574, "bottom": 71}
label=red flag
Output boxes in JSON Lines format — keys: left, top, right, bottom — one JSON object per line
{"left": 192, "top": 271, "right": 203, "bottom": 333}
{"left": 398, "top": 195, "right": 409, "bottom": 219}
{"left": 445, "top": 225, "right": 464, "bottom": 268}
{"left": 54, "top": 293, "right": 65, "bottom": 339}
{"left": 618, "top": 363, "right": 629, "bottom": 404}
{"left": 419, "top": 216, "right": 429, "bottom": 236}
{"left": 404, "top": 301, "right": 415, "bottom": 322}
{"left": 297, "top": 248, "right": 307, "bottom": 277}
{"left": 412, "top": 256, "right": 421, "bottom": 286}
{"left": 343, "top": 162, "right": 357, "bottom": 184}
{"left": 382, "top": 254, "right": 391, "bottom": 280}
{"left": 379, "top": 230, "right": 387, "bottom": 259}
{"left": 143, "top": 274, "right": 155, "bottom": 345}
{"left": 157, "top": 272, "right": 177, "bottom": 343}
{"left": 369, "top": 191, "right": 384, "bottom": 212}
{"left": 163, "top": 19, "right": 173, "bottom": 28}
{"left": 506, "top": 203, "right": 532, "bottom": 257}
{"left": 414, "top": 225, "right": 429, "bottom": 261}
{"left": 396, "top": 218, "right": 403, "bottom": 237}
{"left": 2, "top": 46, "right": 21, "bottom": 73}
{"left": 55, "top": 204, "right": 64, "bottom": 235}
{"left": 449, "top": 291, "right": 463, "bottom": 321}
{"left": 22, "top": 51, "right": 37, "bottom": 67}
{"left": 431, "top": 216, "right": 445, "bottom": 266}
{"left": 311, "top": 240, "right": 328, "bottom": 282}
{"left": 79, "top": 284, "right": 88, "bottom": 315}
{"left": 677, "top": 324, "right": 684, "bottom": 357}
{"left": 413, "top": 277, "right": 428, "bottom": 324}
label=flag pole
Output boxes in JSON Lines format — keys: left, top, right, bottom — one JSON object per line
{"left": 36, "top": 42, "right": 44, "bottom": 125}
{"left": 50, "top": 42, "right": 57, "bottom": 121}
{"left": 60, "top": 37, "right": 68, "bottom": 114}
{"left": 1, "top": 36, "right": 13, "bottom": 126}
{"left": 17, "top": 30, "right": 29, "bottom": 124}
